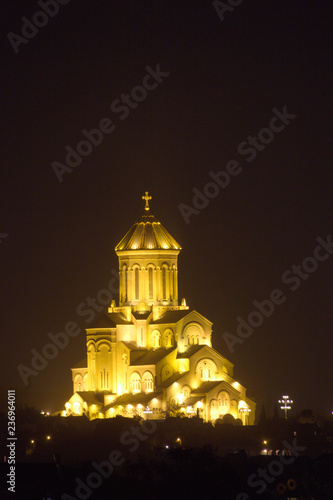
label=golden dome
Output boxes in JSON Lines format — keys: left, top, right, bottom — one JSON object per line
{"left": 115, "top": 194, "right": 181, "bottom": 252}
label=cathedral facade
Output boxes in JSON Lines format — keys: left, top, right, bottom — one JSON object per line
{"left": 64, "top": 193, "right": 255, "bottom": 424}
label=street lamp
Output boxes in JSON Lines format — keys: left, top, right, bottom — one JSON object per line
{"left": 278, "top": 395, "right": 293, "bottom": 419}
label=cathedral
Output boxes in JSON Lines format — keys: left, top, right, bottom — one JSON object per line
{"left": 63, "top": 193, "right": 255, "bottom": 424}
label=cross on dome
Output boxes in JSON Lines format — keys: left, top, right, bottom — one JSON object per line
{"left": 142, "top": 191, "right": 152, "bottom": 211}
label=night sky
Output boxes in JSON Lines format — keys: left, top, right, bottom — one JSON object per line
{"left": 1, "top": 0, "right": 332, "bottom": 418}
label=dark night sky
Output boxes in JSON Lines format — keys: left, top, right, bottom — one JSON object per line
{"left": 1, "top": 0, "right": 332, "bottom": 417}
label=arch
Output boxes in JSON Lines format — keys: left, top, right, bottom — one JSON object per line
{"left": 97, "top": 343, "right": 110, "bottom": 389}
{"left": 151, "top": 329, "right": 161, "bottom": 348}
{"left": 218, "top": 390, "right": 230, "bottom": 415}
{"left": 73, "top": 401, "right": 82, "bottom": 415}
{"left": 87, "top": 341, "right": 96, "bottom": 352}
{"left": 74, "top": 374, "right": 83, "bottom": 392}
{"left": 135, "top": 267, "right": 139, "bottom": 300}
{"left": 129, "top": 371, "right": 141, "bottom": 393}
{"left": 210, "top": 399, "right": 219, "bottom": 420}
{"left": 162, "top": 267, "right": 167, "bottom": 300}
{"left": 171, "top": 264, "right": 177, "bottom": 299}
{"left": 183, "top": 322, "right": 203, "bottom": 347}
{"left": 163, "top": 328, "right": 174, "bottom": 347}
{"left": 148, "top": 266, "right": 154, "bottom": 300}
{"left": 122, "top": 264, "right": 128, "bottom": 302}
{"left": 96, "top": 341, "right": 111, "bottom": 352}
{"left": 182, "top": 384, "right": 191, "bottom": 401}
{"left": 195, "top": 358, "right": 218, "bottom": 381}
{"left": 161, "top": 363, "right": 174, "bottom": 382}
{"left": 142, "top": 370, "right": 154, "bottom": 392}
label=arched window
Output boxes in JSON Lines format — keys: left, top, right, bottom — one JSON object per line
{"left": 210, "top": 399, "right": 218, "bottom": 420}
{"left": 135, "top": 268, "right": 139, "bottom": 300}
{"left": 182, "top": 385, "right": 191, "bottom": 400}
{"left": 73, "top": 402, "right": 82, "bottom": 415}
{"left": 130, "top": 372, "right": 141, "bottom": 393}
{"left": 122, "top": 265, "right": 127, "bottom": 302}
{"left": 196, "top": 359, "right": 217, "bottom": 381}
{"left": 151, "top": 330, "right": 161, "bottom": 348}
{"left": 74, "top": 374, "right": 83, "bottom": 393}
{"left": 162, "top": 267, "right": 166, "bottom": 300}
{"left": 142, "top": 371, "right": 154, "bottom": 392}
{"left": 100, "top": 368, "right": 109, "bottom": 390}
{"left": 163, "top": 329, "right": 174, "bottom": 348}
{"left": 148, "top": 268, "right": 153, "bottom": 300}
{"left": 218, "top": 391, "right": 230, "bottom": 415}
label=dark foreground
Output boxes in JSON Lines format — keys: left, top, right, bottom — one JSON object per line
{"left": 1, "top": 413, "right": 333, "bottom": 499}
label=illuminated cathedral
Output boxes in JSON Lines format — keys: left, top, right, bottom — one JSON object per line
{"left": 64, "top": 193, "right": 255, "bottom": 424}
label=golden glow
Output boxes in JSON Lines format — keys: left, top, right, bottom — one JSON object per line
{"left": 177, "top": 393, "right": 184, "bottom": 404}
{"left": 64, "top": 193, "right": 255, "bottom": 426}
{"left": 46, "top": 435, "right": 51, "bottom": 440}
{"left": 30, "top": 440, "right": 34, "bottom": 444}
{"left": 263, "top": 440, "right": 267, "bottom": 445}
{"left": 142, "top": 191, "right": 152, "bottom": 211}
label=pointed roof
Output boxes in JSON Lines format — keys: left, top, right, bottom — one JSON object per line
{"left": 115, "top": 193, "right": 181, "bottom": 251}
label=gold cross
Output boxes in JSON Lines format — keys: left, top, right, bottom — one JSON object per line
{"left": 142, "top": 191, "right": 152, "bottom": 211}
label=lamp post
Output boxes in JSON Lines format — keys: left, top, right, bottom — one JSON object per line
{"left": 278, "top": 395, "right": 293, "bottom": 419}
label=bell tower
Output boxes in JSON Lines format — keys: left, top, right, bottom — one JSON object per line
{"left": 114, "top": 192, "right": 181, "bottom": 309}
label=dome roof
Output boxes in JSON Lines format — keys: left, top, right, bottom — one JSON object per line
{"left": 115, "top": 195, "right": 181, "bottom": 252}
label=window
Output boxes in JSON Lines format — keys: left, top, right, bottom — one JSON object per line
{"left": 73, "top": 402, "right": 81, "bottom": 415}
{"left": 130, "top": 372, "right": 141, "bottom": 393}
{"left": 197, "top": 359, "right": 217, "bottom": 381}
{"left": 123, "top": 265, "right": 127, "bottom": 302}
{"left": 152, "top": 330, "right": 161, "bottom": 348}
{"left": 162, "top": 267, "right": 166, "bottom": 299}
{"left": 149, "top": 268, "right": 153, "bottom": 300}
{"left": 210, "top": 399, "right": 218, "bottom": 420}
{"left": 140, "top": 326, "right": 143, "bottom": 345}
{"left": 100, "top": 369, "right": 109, "bottom": 389}
{"left": 135, "top": 268, "right": 139, "bottom": 300}
{"left": 218, "top": 392, "right": 230, "bottom": 415}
